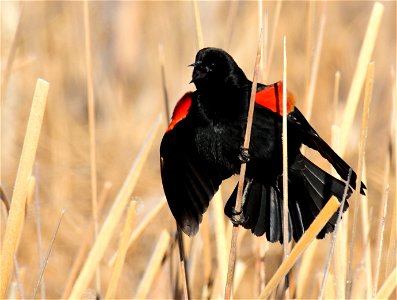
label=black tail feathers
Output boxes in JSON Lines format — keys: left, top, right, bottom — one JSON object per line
{"left": 225, "top": 155, "right": 352, "bottom": 243}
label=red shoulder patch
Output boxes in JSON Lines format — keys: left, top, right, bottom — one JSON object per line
{"left": 166, "top": 92, "right": 193, "bottom": 132}
{"left": 255, "top": 81, "right": 295, "bottom": 116}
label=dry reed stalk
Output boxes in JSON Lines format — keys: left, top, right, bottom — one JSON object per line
{"left": 359, "top": 163, "right": 372, "bottom": 299}
{"left": 224, "top": 32, "right": 262, "bottom": 300}
{"left": 0, "top": 185, "right": 10, "bottom": 212}
{"left": 340, "top": 2, "right": 383, "bottom": 153}
{"left": 318, "top": 169, "right": 352, "bottom": 300}
{"left": 224, "top": 0, "right": 239, "bottom": 51}
{"left": 176, "top": 227, "right": 190, "bottom": 300}
{"left": 158, "top": 40, "right": 189, "bottom": 299}
{"left": 374, "top": 266, "right": 397, "bottom": 299}
{"left": 83, "top": 0, "right": 100, "bottom": 293}
{"left": 304, "top": 1, "right": 314, "bottom": 103}
{"left": 34, "top": 163, "right": 46, "bottom": 299}
{"left": 323, "top": 272, "right": 336, "bottom": 299}
{"left": 385, "top": 66, "right": 397, "bottom": 278}
{"left": 281, "top": 35, "right": 290, "bottom": 299}
{"left": 234, "top": 260, "right": 247, "bottom": 292}
{"left": 330, "top": 124, "right": 349, "bottom": 300}
{"left": 213, "top": 190, "right": 228, "bottom": 295}
{"left": 62, "top": 181, "right": 112, "bottom": 299}
{"left": 68, "top": 114, "right": 162, "bottom": 299}
{"left": 158, "top": 44, "right": 170, "bottom": 120}
{"left": 264, "top": 0, "right": 282, "bottom": 80}
{"left": 262, "top": 7, "right": 269, "bottom": 79}
{"left": 258, "top": 196, "right": 340, "bottom": 299}
{"left": 26, "top": 175, "right": 35, "bottom": 207}
{"left": 15, "top": 177, "right": 35, "bottom": 250}
{"left": 303, "top": 7, "right": 326, "bottom": 122}
{"left": 199, "top": 212, "right": 211, "bottom": 293}
{"left": 134, "top": 230, "right": 171, "bottom": 299}
{"left": 32, "top": 209, "right": 65, "bottom": 299}
{"left": 192, "top": 0, "right": 204, "bottom": 49}
{"left": 253, "top": 236, "right": 268, "bottom": 296}
{"left": 108, "top": 197, "right": 167, "bottom": 266}
{"left": 12, "top": 256, "right": 24, "bottom": 300}
{"left": 295, "top": 241, "right": 320, "bottom": 298}
{"left": 105, "top": 201, "right": 136, "bottom": 299}
{"left": 0, "top": 78, "right": 49, "bottom": 298}
{"left": 187, "top": 234, "right": 201, "bottom": 297}
{"left": 258, "top": 0, "right": 264, "bottom": 81}
{"left": 61, "top": 229, "right": 95, "bottom": 298}
{"left": 0, "top": 1, "right": 25, "bottom": 106}
{"left": 295, "top": 10, "right": 327, "bottom": 295}
{"left": 372, "top": 151, "right": 391, "bottom": 297}
{"left": 346, "top": 62, "right": 375, "bottom": 297}
{"left": 333, "top": 72, "right": 341, "bottom": 126}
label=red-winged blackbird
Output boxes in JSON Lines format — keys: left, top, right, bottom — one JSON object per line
{"left": 160, "top": 47, "right": 365, "bottom": 243}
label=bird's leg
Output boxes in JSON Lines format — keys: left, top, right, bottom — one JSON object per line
{"left": 238, "top": 146, "right": 251, "bottom": 163}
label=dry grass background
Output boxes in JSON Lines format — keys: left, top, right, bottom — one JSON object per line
{"left": 1, "top": 1, "right": 396, "bottom": 299}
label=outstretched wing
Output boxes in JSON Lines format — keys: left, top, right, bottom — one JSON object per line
{"left": 160, "top": 93, "right": 223, "bottom": 236}
{"left": 254, "top": 81, "right": 365, "bottom": 194}
{"left": 288, "top": 108, "right": 365, "bottom": 193}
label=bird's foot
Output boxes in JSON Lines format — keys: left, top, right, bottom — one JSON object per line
{"left": 230, "top": 208, "right": 249, "bottom": 226}
{"left": 238, "top": 146, "right": 251, "bottom": 163}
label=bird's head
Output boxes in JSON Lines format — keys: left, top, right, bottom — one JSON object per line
{"left": 189, "top": 48, "right": 248, "bottom": 92}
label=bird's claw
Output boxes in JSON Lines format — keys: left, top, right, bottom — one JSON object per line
{"left": 230, "top": 208, "right": 249, "bottom": 226}
{"left": 239, "top": 146, "right": 251, "bottom": 163}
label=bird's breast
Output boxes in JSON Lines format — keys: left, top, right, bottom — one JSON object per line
{"left": 194, "top": 121, "right": 243, "bottom": 176}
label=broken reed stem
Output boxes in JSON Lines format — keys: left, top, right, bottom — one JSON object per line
{"left": 340, "top": 2, "right": 383, "bottom": 154}
{"left": 304, "top": 8, "right": 326, "bottom": 122}
{"left": 281, "top": 35, "right": 290, "bottom": 299}
{"left": 258, "top": 197, "right": 340, "bottom": 299}
{"left": 108, "top": 197, "right": 167, "bottom": 266}
{"left": 134, "top": 230, "right": 171, "bottom": 299}
{"left": 62, "top": 181, "right": 111, "bottom": 299}
{"left": 105, "top": 201, "right": 136, "bottom": 299}
{"left": 318, "top": 169, "right": 352, "bottom": 300}
{"left": 224, "top": 31, "right": 262, "bottom": 300}
{"left": 83, "top": 0, "right": 100, "bottom": 293}
{"left": 374, "top": 266, "right": 397, "bottom": 299}
{"left": 0, "top": 78, "right": 49, "bottom": 298}
{"left": 32, "top": 210, "right": 65, "bottom": 299}
{"left": 346, "top": 62, "right": 374, "bottom": 298}
{"left": 68, "top": 114, "right": 162, "bottom": 299}
{"left": 264, "top": 0, "right": 282, "bottom": 80}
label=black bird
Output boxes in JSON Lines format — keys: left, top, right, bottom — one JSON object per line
{"left": 160, "top": 47, "right": 365, "bottom": 243}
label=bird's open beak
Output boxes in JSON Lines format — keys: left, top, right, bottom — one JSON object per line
{"left": 189, "top": 61, "right": 211, "bottom": 84}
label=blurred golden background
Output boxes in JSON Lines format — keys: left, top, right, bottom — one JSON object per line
{"left": 1, "top": 1, "right": 396, "bottom": 299}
